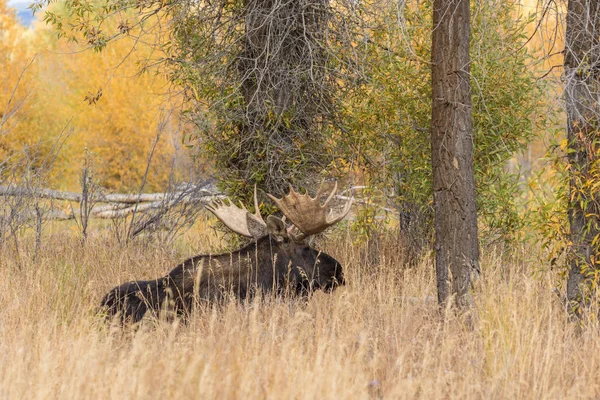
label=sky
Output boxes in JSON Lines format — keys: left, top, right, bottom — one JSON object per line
{"left": 7, "top": 0, "right": 31, "bottom": 10}
{"left": 7, "top": 0, "right": 36, "bottom": 26}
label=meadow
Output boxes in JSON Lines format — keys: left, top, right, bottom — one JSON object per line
{"left": 1, "top": 215, "right": 598, "bottom": 399}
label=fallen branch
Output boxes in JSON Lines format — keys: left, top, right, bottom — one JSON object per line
{"left": 0, "top": 183, "right": 388, "bottom": 221}
{"left": 0, "top": 185, "right": 217, "bottom": 204}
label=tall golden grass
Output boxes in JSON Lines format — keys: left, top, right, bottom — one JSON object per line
{"left": 0, "top": 218, "right": 598, "bottom": 399}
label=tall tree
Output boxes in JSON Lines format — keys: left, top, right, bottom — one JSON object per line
{"left": 215, "top": 0, "right": 339, "bottom": 195}
{"left": 564, "top": 0, "right": 600, "bottom": 311}
{"left": 38, "top": 0, "right": 362, "bottom": 198}
{"left": 430, "top": 0, "right": 480, "bottom": 307}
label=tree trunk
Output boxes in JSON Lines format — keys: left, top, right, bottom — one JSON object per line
{"left": 564, "top": 0, "right": 600, "bottom": 312}
{"left": 231, "top": 0, "right": 332, "bottom": 196}
{"left": 431, "top": 0, "right": 480, "bottom": 308}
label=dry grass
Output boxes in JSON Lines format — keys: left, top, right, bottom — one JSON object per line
{"left": 1, "top": 219, "right": 599, "bottom": 399}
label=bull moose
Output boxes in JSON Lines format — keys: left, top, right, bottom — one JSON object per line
{"left": 100, "top": 183, "right": 352, "bottom": 323}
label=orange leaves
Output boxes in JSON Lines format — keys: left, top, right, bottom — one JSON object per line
{"left": 0, "top": 3, "right": 191, "bottom": 191}
{"left": 84, "top": 88, "right": 103, "bottom": 105}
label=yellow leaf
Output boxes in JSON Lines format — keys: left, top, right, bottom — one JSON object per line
{"left": 560, "top": 139, "right": 568, "bottom": 151}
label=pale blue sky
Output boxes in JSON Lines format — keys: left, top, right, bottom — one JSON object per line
{"left": 7, "top": 0, "right": 36, "bottom": 26}
{"left": 8, "top": 0, "right": 31, "bottom": 7}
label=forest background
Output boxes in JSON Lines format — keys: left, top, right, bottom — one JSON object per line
{"left": 2, "top": 0, "right": 198, "bottom": 192}
{"left": 1, "top": 0, "right": 565, "bottom": 238}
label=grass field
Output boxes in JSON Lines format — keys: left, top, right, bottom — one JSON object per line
{"left": 1, "top": 217, "right": 599, "bottom": 399}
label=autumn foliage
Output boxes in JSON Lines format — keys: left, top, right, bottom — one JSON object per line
{"left": 0, "top": 0, "right": 191, "bottom": 192}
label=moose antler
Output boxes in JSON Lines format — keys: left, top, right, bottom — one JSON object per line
{"left": 267, "top": 182, "right": 353, "bottom": 241}
{"left": 205, "top": 185, "right": 267, "bottom": 239}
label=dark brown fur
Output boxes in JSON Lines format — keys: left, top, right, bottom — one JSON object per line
{"left": 100, "top": 234, "right": 344, "bottom": 323}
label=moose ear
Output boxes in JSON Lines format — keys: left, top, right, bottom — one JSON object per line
{"left": 266, "top": 215, "right": 289, "bottom": 242}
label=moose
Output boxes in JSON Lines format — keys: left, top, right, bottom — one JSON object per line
{"left": 100, "top": 183, "right": 352, "bottom": 323}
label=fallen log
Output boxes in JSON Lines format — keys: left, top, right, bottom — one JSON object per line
{"left": 0, "top": 185, "right": 217, "bottom": 204}
{"left": 0, "top": 183, "right": 365, "bottom": 221}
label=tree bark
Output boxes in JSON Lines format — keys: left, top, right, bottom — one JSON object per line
{"left": 431, "top": 0, "right": 480, "bottom": 308}
{"left": 564, "top": 0, "right": 600, "bottom": 311}
{"left": 230, "top": 0, "right": 332, "bottom": 196}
